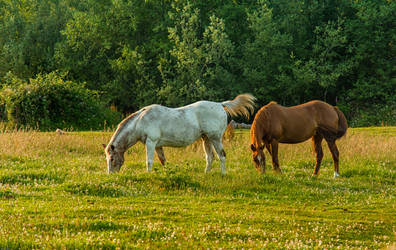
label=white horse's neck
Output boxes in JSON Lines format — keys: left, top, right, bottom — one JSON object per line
{"left": 110, "top": 111, "right": 141, "bottom": 151}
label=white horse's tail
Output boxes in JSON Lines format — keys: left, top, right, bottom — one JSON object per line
{"left": 222, "top": 94, "right": 256, "bottom": 119}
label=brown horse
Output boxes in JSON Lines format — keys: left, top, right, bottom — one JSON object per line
{"left": 250, "top": 100, "right": 347, "bottom": 178}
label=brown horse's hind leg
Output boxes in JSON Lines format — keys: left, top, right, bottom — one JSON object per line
{"left": 265, "top": 144, "right": 272, "bottom": 156}
{"left": 155, "top": 147, "right": 166, "bottom": 166}
{"left": 325, "top": 139, "right": 340, "bottom": 178}
{"left": 312, "top": 134, "right": 324, "bottom": 176}
{"left": 270, "top": 141, "right": 281, "bottom": 173}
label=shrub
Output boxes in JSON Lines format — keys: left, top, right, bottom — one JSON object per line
{"left": 0, "top": 72, "right": 121, "bottom": 130}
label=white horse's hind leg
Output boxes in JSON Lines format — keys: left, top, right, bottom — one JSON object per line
{"left": 145, "top": 139, "right": 156, "bottom": 172}
{"left": 211, "top": 139, "right": 226, "bottom": 175}
{"left": 202, "top": 136, "right": 214, "bottom": 173}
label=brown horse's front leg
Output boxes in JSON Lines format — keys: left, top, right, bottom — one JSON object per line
{"left": 312, "top": 134, "right": 324, "bottom": 176}
{"left": 270, "top": 140, "right": 281, "bottom": 173}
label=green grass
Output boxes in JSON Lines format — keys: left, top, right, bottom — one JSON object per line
{"left": 0, "top": 127, "right": 395, "bottom": 248}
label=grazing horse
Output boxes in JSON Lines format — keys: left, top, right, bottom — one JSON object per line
{"left": 104, "top": 94, "right": 256, "bottom": 174}
{"left": 250, "top": 100, "right": 347, "bottom": 178}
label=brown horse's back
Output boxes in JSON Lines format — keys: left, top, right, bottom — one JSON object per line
{"left": 253, "top": 100, "right": 344, "bottom": 144}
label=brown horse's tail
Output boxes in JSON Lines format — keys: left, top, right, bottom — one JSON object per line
{"left": 222, "top": 94, "right": 256, "bottom": 119}
{"left": 334, "top": 106, "right": 348, "bottom": 139}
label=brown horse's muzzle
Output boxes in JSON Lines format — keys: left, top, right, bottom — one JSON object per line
{"left": 252, "top": 150, "right": 266, "bottom": 174}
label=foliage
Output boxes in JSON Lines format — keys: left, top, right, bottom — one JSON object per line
{"left": 0, "top": 0, "right": 71, "bottom": 78}
{"left": 0, "top": 0, "right": 395, "bottom": 127}
{"left": 0, "top": 128, "right": 394, "bottom": 248}
{"left": 0, "top": 72, "right": 121, "bottom": 130}
{"left": 158, "top": 2, "right": 236, "bottom": 106}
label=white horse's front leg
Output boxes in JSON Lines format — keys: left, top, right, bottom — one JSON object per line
{"left": 145, "top": 138, "right": 156, "bottom": 172}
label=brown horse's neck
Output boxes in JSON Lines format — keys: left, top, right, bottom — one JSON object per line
{"left": 250, "top": 126, "right": 263, "bottom": 149}
{"left": 250, "top": 103, "right": 275, "bottom": 147}
{"left": 250, "top": 110, "right": 266, "bottom": 148}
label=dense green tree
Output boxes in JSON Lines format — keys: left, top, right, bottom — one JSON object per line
{"left": 158, "top": 2, "right": 236, "bottom": 106}
{"left": 0, "top": 0, "right": 70, "bottom": 79}
{"left": 0, "top": 0, "right": 394, "bottom": 127}
{"left": 55, "top": 0, "right": 172, "bottom": 111}
{"left": 241, "top": 1, "right": 294, "bottom": 105}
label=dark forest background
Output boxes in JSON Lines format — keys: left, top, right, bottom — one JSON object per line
{"left": 0, "top": 0, "right": 394, "bottom": 130}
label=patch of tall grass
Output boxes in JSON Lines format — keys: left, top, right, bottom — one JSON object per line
{"left": 0, "top": 127, "right": 394, "bottom": 248}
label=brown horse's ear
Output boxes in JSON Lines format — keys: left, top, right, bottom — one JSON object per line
{"left": 102, "top": 144, "right": 107, "bottom": 149}
{"left": 250, "top": 144, "right": 256, "bottom": 151}
{"left": 110, "top": 145, "right": 115, "bottom": 151}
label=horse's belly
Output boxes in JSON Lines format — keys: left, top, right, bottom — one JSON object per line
{"left": 155, "top": 129, "right": 201, "bottom": 147}
{"left": 279, "top": 138, "right": 310, "bottom": 144}
{"left": 278, "top": 129, "right": 315, "bottom": 144}
{"left": 156, "top": 137, "right": 198, "bottom": 147}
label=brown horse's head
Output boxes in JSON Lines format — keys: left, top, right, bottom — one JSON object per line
{"left": 250, "top": 144, "right": 266, "bottom": 173}
{"left": 103, "top": 144, "right": 125, "bottom": 173}
{"left": 250, "top": 106, "right": 268, "bottom": 174}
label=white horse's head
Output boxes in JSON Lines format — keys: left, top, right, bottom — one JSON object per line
{"left": 103, "top": 144, "right": 124, "bottom": 173}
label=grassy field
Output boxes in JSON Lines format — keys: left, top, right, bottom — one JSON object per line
{"left": 0, "top": 127, "right": 395, "bottom": 248}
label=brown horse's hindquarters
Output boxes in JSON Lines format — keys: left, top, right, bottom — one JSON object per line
{"left": 334, "top": 106, "right": 348, "bottom": 139}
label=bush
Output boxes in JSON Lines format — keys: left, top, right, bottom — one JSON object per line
{"left": 0, "top": 72, "right": 121, "bottom": 130}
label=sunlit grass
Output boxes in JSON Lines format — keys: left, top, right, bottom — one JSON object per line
{"left": 0, "top": 127, "right": 394, "bottom": 248}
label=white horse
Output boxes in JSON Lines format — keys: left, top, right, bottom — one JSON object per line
{"left": 104, "top": 94, "right": 256, "bottom": 174}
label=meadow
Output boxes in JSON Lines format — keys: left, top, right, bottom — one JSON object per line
{"left": 0, "top": 127, "right": 394, "bottom": 248}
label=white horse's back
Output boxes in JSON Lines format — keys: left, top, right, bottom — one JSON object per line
{"left": 137, "top": 101, "right": 227, "bottom": 147}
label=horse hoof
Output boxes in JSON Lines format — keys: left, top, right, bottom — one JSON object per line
{"left": 334, "top": 172, "right": 340, "bottom": 178}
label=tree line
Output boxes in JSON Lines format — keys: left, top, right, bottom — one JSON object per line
{"left": 0, "top": 0, "right": 395, "bottom": 128}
